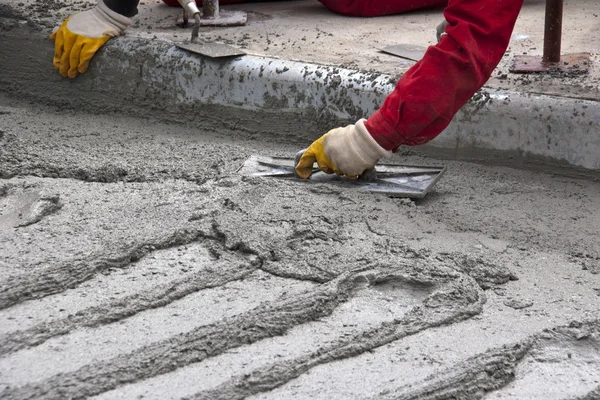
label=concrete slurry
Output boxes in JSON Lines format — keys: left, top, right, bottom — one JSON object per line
{"left": 0, "top": 94, "right": 599, "bottom": 399}
{"left": 0, "top": 1, "right": 599, "bottom": 398}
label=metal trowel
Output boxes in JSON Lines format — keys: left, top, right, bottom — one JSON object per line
{"left": 238, "top": 152, "right": 447, "bottom": 199}
{"left": 174, "top": 0, "right": 246, "bottom": 58}
{"left": 378, "top": 44, "right": 428, "bottom": 62}
{"left": 176, "top": 39, "right": 246, "bottom": 58}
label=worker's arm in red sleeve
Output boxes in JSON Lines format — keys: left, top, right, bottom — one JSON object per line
{"left": 317, "top": 0, "right": 447, "bottom": 17}
{"left": 365, "top": 0, "right": 524, "bottom": 150}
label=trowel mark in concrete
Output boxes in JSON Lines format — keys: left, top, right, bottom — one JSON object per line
{"left": 0, "top": 177, "right": 229, "bottom": 308}
{"left": 0, "top": 244, "right": 258, "bottom": 355}
{"left": 205, "top": 179, "right": 519, "bottom": 296}
{"left": 374, "top": 340, "right": 534, "bottom": 400}
{"left": 0, "top": 242, "right": 223, "bottom": 335}
{"left": 0, "top": 270, "right": 483, "bottom": 400}
{"left": 0, "top": 228, "right": 206, "bottom": 310}
{"left": 191, "top": 275, "right": 484, "bottom": 400}
{"left": 0, "top": 270, "right": 355, "bottom": 399}
{"left": 203, "top": 179, "right": 519, "bottom": 288}
{"left": 483, "top": 322, "right": 600, "bottom": 399}
{"left": 0, "top": 186, "right": 62, "bottom": 230}
{"left": 92, "top": 276, "right": 435, "bottom": 399}
{"left": 366, "top": 321, "right": 600, "bottom": 400}
{"left": 0, "top": 192, "right": 61, "bottom": 229}
{"left": 246, "top": 245, "right": 597, "bottom": 400}
{"left": 0, "top": 270, "right": 316, "bottom": 387}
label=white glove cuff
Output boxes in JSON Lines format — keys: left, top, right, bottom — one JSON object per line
{"left": 351, "top": 119, "right": 393, "bottom": 165}
{"left": 96, "top": 0, "right": 134, "bottom": 34}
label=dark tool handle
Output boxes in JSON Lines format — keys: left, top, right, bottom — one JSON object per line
{"left": 357, "top": 167, "right": 377, "bottom": 182}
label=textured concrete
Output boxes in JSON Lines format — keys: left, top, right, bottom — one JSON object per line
{"left": 1, "top": 1, "right": 600, "bottom": 398}
{"left": 1, "top": 94, "right": 600, "bottom": 399}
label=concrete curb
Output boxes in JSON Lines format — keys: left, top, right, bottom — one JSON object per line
{"left": 429, "top": 90, "right": 600, "bottom": 171}
{"left": 2, "top": 31, "right": 599, "bottom": 171}
{"left": 79, "top": 37, "right": 600, "bottom": 171}
{"left": 118, "top": 42, "right": 394, "bottom": 119}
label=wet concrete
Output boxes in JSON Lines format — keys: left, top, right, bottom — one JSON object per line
{"left": 1, "top": 1, "right": 600, "bottom": 397}
{"left": 1, "top": 90, "right": 599, "bottom": 398}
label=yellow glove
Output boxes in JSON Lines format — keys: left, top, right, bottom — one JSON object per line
{"left": 50, "top": 0, "right": 133, "bottom": 78}
{"left": 295, "top": 119, "right": 392, "bottom": 179}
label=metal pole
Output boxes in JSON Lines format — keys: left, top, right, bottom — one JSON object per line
{"left": 543, "top": 0, "right": 563, "bottom": 63}
{"left": 203, "top": 0, "right": 219, "bottom": 19}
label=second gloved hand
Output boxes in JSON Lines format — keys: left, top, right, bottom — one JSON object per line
{"left": 295, "top": 119, "right": 392, "bottom": 179}
{"left": 50, "top": 0, "right": 133, "bottom": 78}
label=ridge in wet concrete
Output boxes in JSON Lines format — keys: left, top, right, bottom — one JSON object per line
{"left": 93, "top": 273, "right": 437, "bottom": 399}
{"left": 1, "top": 81, "right": 599, "bottom": 398}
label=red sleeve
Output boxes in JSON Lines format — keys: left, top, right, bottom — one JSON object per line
{"left": 317, "top": 0, "right": 448, "bottom": 17}
{"left": 365, "top": 0, "right": 524, "bottom": 150}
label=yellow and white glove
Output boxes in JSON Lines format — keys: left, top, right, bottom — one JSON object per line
{"left": 50, "top": 0, "right": 133, "bottom": 78}
{"left": 295, "top": 119, "right": 392, "bottom": 179}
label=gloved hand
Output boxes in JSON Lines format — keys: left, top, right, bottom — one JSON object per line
{"left": 50, "top": 0, "right": 133, "bottom": 78}
{"left": 436, "top": 19, "right": 449, "bottom": 43}
{"left": 295, "top": 119, "right": 392, "bottom": 179}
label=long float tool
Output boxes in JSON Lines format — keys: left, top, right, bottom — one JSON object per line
{"left": 239, "top": 152, "right": 446, "bottom": 199}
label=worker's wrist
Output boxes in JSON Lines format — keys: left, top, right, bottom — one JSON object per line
{"left": 352, "top": 119, "right": 393, "bottom": 163}
{"left": 101, "top": 0, "right": 139, "bottom": 18}
{"left": 364, "top": 113, "right": 399, "bottom": 152}
{"left": 96, "top": 0, "right": 135, "bottom": 32}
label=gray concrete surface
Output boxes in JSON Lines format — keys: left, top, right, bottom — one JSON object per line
{"left": 1, "top": 90, "right": 599, "bottom": 399}
{"left": 1, "top": 1, "right": 600, "bottom": 398}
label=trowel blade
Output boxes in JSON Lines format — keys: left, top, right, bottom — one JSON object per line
{"left": 175, "top": 41, "right": 246, "bottom": 58}
{"left": 238, "top": 155, "right": 447, "bottom": 199}
{"left": 378, "top": 44, "right": 428, "bottom": 62}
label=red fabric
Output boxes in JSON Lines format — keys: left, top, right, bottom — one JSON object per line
{"left": 317, "top": 0, "right": 447, "bottom": 17}
{"left": 162, "top": 0, "right": 248, "bottom": 6}
{"left": 362, "top": 0, "right": 524, "bottom": 150}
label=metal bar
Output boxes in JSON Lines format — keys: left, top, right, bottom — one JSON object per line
{"left": 543, "top": 0, "right": 563, "bottom": 63}
{"left": 203, "top": 0, "right": 219, "bottom": 19}
{"left": 192, "top": 13, "right": 201, "bottom": 40}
